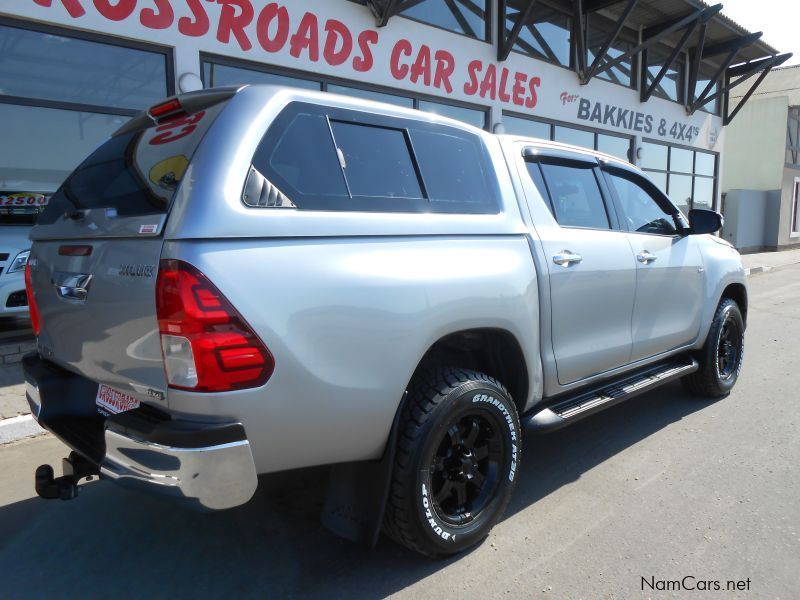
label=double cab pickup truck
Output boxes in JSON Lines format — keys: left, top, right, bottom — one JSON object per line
{"left": 23, "top": 85, "right": 746, "bottom": 557}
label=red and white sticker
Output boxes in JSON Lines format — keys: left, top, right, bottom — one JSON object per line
{"left": 96, "top": 384, "right": 140, "bottom": 415}
{"left": 0, "top": 192, "right": 49, "bottom": 206}
{"left": 139, "top": 224, "right": 158, "bottom": 234}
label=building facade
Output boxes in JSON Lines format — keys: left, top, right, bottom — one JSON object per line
{"left": 722, "top": 65, "right": 800, "bottom": 251}
{"left": 0, "top": 0, "right": 787, "bottom": 220}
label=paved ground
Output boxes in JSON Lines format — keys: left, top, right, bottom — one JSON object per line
{"left": 0, "top": 264, "right": 798, "bottom": 599}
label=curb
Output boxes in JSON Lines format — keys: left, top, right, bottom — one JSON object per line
{"left": 0, "top": 414, "right": 47, "bottom": 445}
{"left": 744, "top": 266, "right": 773, "bottom": 277}
{"left": 0, "top": 338, "right": 36, "bottom": 365}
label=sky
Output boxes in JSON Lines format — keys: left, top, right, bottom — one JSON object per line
{"left": 719, "top": 0, "right": 800, "bottom": 65}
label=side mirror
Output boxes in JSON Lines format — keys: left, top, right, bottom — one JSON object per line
{"left": 688, "top": 208, "right": 723, "bottom": 235}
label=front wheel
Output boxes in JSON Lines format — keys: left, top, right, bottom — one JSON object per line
{"left": 384, "top": 368, "right": 521, "bottom": 557}
{"left": 682, "top": 298, "right": 745, "bottom": 397}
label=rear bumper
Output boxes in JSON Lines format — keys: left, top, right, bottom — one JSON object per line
{"left": 23, "top": 353, "right": 258, "bottom": 510}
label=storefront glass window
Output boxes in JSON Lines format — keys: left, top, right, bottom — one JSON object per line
{"left": 692, "top": 177, "right": 714, "bottom": 210}
{"left": 0, "top": 104, "right": 125, "bottom": 194}
{"left": 786, "top": 107, "right": 800, "bottom": 168}
{"left": 670, "top": 147, "right": 694, "bottom": 173}
{"left": 0, "top": 22, "right": 171, "bottom": 205}
{"left": 202, "top": 62, "right": 320, "bottom": 90}
{"left": 402, "top": 0, "right": 488, "bottom": 40}
{"left": 668, "top": 174, "right": 693, "bottom": 214}
{"left": 503, "top": 116, "right": 551, "bottom": 140}
{"left": 641, "top": 141, "right": 718, "bottom": 213}
{"left": 512, "top": 6, "right": 572, "bottom": 67}
{"left": 695, "top": 152, "right": 716, "bottom": 176}
{"left": 554, "top": 126, "right": 594, "bottom": 150}
{"left": 641, "top": 142, "right": 668, "bottom": 170}
{"left": 418, "top": 100, "right": 486, "bottom": 129}
{"left": 596, "top": 134, "right": 631, "bottom": 161}
{"left": 328, "top": 85, "right": 413, "bottom": 108}
{"left": 644, "top": 48, "right": 683, "bottom": 103}
{"left": 0, "top": 24, "right": 168, "bottom": 110}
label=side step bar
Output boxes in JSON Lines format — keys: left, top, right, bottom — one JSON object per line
{"left": 525, "top": 356, "right": 699, "bottom": 433}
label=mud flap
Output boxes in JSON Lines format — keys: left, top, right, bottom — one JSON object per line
{"left": 321, "top": 395, "right": 404, "bottom": 547}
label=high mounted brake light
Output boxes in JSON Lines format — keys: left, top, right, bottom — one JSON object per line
{"left": 148, "top": 98, "right": 183, "bottom": 120}
{"left": 155, "top": 259, "right": 274, "bottom": 392}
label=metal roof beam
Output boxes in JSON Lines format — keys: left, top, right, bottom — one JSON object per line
{"left": 580, "top": 0, "right": 638, "bottom": 84}
{"left": 367, "top": 0, "right": 427, "bottom": 28}
{"left": 700, "top": 31, "right": 762, "bottom": 58}
{"left": 592, "top": 5, "right": 705, "bottom": 79}
{"left": 582, "top": 0, "right": 628, "bottom": 12}
{"left": 498, "top": 0, "right": 539, "bottom": 61}
{"left": 640, "top": 19, "right": 697, "bottom": 102}
{"left": 723, "top": 52, "right": 793, "bottom": 125}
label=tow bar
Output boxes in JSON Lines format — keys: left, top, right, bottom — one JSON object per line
{"left": 35, "top": 451, "right": 100, "bottom": 500}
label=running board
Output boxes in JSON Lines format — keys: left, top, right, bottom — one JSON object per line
{"left": 525, "top": 356, "right": 699, "bottom": 433}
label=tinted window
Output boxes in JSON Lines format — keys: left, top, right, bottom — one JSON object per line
{"left": 38, "top": 104, "right": 227, "bottom": 224}
{"left": 253, "top": 102, "right": 500, "bottom": 214}
{"left": 605, "top": 171, "right": 677, "bottom": 235}
{"left": 417, "top": 100, "right": 486, "bottom": 129}
{"left": 260, "top": 112, "right": 348, "bottom": 202}
{"left": 331, "top": 121, "right": 422, "bottom": 199}
{"left": 539, "top": 164, "right": 609, "bottom": 229}
{"left": 0, "top": 25, "right": 168, "bottom": 110}
{"left": 411, "top": 129, "right": 492, "bottom": 204}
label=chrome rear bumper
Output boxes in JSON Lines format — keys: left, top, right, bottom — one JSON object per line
{"left": 102, "top": 427, "right": 258, "bottom": 510}
{"left": 23, "top": 353, "right": 258, "bottom": 510}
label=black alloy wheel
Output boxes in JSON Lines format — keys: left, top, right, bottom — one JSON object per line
{"left": 429, "top": 413, "right": 505, "bottom": 527}
{"left": 384, "top": 368, "right": 521, "bottom": 558}
{"left": 682, "top": 298, "right": 745, "bottom": 397}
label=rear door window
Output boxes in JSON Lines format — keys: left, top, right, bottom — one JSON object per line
{"left": 538, "top": 163, "right": 610, "bottom": 229}
{"left": 252, "top": 101, "right": 500, "bottom": 214}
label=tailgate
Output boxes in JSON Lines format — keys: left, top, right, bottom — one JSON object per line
{"left": 27, "top": 91, "right": 233, "bottom": 405}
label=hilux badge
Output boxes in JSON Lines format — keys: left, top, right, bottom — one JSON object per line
{"left": 118, "top": 264, "right": 155, "bottom": 278}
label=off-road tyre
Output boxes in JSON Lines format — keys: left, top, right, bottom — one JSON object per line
{"left": 682, "top": 298, "right": 744, "bottom": 398}
{"left": 384, "top": 368, "right": 521, "bottom": 558}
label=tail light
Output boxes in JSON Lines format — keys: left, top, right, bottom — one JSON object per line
{"left": 24, "top": 260, "right": 41, "bottom": 336}
{"left": 155, "top": 259, "right": 274, "bottom": 392}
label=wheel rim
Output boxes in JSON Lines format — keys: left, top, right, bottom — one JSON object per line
{"left": 717, "top": 314, "right": 742, "bottom": 380}
{"left": 429, "top": 412, "right": 505, "bottom": 527}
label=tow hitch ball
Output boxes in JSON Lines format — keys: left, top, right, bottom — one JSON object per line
{"left": 35, "top": 452, "right": 100, "bottom": 500}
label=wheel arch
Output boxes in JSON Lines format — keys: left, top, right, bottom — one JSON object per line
{"left": 720, "top": 282, "right": 748, "bottom": 326}
{"left": 411, "top": 327, "right": 530, "bottom": 416}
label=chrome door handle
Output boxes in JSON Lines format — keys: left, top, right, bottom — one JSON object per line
{"left": 553, "top": 251, "right": 583, "bottom": 267}
{"left": 636, "top": 251, "right": 658, "bottom": 264}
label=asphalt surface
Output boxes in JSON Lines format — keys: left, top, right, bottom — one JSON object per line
{"left": 0, "top": 265, "right": 798, "bottom": 599}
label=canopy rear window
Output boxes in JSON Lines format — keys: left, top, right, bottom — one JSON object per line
{"left": 37, "top": 102, "right": 226, "bottom": 225}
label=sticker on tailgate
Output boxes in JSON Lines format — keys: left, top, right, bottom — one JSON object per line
{"left": 96, "top": 384, "right": 140, "bottom": 415}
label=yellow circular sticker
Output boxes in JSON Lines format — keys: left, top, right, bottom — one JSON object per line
{"left": 148, "top": 155, "right": 189, "bottom": 190}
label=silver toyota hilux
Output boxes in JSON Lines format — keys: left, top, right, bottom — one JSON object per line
{"left": 23, "top": 85, "right": 747, "bottom": 557}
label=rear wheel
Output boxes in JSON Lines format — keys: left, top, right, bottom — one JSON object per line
{"left": 384, "top": 368, "right": 521, "bottom": 557}
{"left": 682, "top": 298, "right": 744, "bottom": 397}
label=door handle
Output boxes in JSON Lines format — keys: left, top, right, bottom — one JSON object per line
{"left": 553, "top": 251, "right": 583, "bottom": 267}
{"left": 636, "top": 251, "right": 658, "bottom": 264}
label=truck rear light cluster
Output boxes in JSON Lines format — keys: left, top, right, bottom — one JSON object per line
{"left": 155, "top": 259, "right": 274, "bottom": 392}
{"left": 24, "top": 261, "right": 41, "bottom": 336}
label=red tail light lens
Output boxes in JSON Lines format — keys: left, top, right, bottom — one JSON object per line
{"left": 155, "top": 259, "right": 274, "bottom": 392}
{"left": 24, "top": 261, "right": 41, "bottom": 336}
